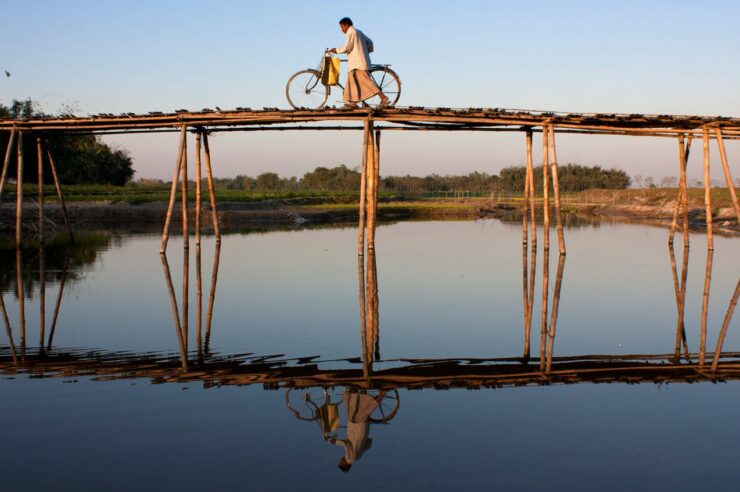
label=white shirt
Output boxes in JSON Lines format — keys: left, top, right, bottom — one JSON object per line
{"left": 336, "top": 26, "right": 374, "bottom": 71}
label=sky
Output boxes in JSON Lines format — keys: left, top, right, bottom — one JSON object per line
{"left": 1, "top": 0, "right": 739, "bottom": 183}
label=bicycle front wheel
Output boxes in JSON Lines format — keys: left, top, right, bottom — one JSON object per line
{"left": 366, "top": 67, "right": 401, "bottom": 108}
{"left": 286, "top": 69, "right": 329, "bottom": 110}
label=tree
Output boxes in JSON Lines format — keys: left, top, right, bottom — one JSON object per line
{"left": 0, "top": 99, "right": 134, "bottom": 185}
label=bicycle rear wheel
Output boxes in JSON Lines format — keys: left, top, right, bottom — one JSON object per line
{"left": 286, "top": 69, "right": 329, "bottom": 109}
{"left": 365, "top": 67, "right": 401, "bottom": 108}
{"left": 368, "top": 389, "right": 400, "bottom": 423}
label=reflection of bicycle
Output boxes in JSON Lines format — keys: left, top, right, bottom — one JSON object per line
{"left": 286, "top": 52, "right": 401, "bottom": 109}
{"left": 285, "top": 387, "right": 400, "bottom": 437}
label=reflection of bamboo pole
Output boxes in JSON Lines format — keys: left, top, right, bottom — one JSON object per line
{"left": 358, "top": 254, "right": 370, "bottom": 378}
{"left": 545, "top": 254, "right": 567, "bottom": 373}
{"left": 180, "top": 132, "right": 189, "bottom": 249}
{"left": 16, "top": 132, "right": 23, "bottom": 245}
{"left": 195, "top": 132, "right": 202, "bottom": 247}
{"left": 548, "top": 125, "right": 566, "bottom": 255}
{"left": 16, "top": 247, "right": 25, "bottom": 358}
{"left": 0, "top": 127, "right": 16, "bottom": 200}
{"left": 45, "top": 141, "right": 73, "bottom": 241}
{"left": 182, "top": 243, "right": 189, "bottom": 355}
{"left": 522, "top": 130, "right": 533, "bottom": 358}
{"left": 357, "top": 119, "right": 370, "bottom": 255}
{"left": 202, "top": 131, "right": 220, "bottom": 243}
{"left": 160, "top": 126, "right": 186, "bottom": 253}
{"left": 710, "top": 277, "right": 740, "bottom": 373}
{"left": 699, "top": 250, "right": 713, "bottom": 367}
{"left": 714, "top": 128, "right": 740, "bottom": 223}
{"left": 368, "top": 249, "right": 380, "bottom": 362}
{"left": 160, "top": 253, "right": 187, "bottom": 370}
{"left": 669, "top": 243, "right": 690, "bottom": 361}
{"left": 366, "top": 122, "right": 378, "bottom": 251}
{"left": 47, "top": 252, "right": 69, "bottom": 351}
{"left": 196, "top": 241, "right": 203, "bottom": 357}
{"left": 0, "top": 293, "right": 17, "bottom": 363}
{"left": 204, "top": 241, "right": 221, "bottom": 353}
{"left": 669, "top": 134, "right": 691, "bottom": 245}
{"left": 702, "top": 129, "right": 713, "bottom": 251}
{"left": 38, "top": 244, "right": 46, "bottom": 353}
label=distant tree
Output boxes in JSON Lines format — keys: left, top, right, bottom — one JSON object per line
{"left": 0, "top": 99, "right": 134, "bottom": 185}
{"left": 660, "top": 176, "right": 678, "bottom": 188}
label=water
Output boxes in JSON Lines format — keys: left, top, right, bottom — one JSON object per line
{"left": 1, "top": 218, "right": 739, "bottom": 491}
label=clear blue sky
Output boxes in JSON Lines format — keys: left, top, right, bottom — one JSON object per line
{"left": 2, "top": 0, "right": 739, "bottom": 182}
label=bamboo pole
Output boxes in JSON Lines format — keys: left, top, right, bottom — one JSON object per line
{"left": 542, "top": 126, "right": 551, "bottom": 251}
{"left": 160, "top": 126, "right": 187, "bottom": 253}
{"left": 367, "top": 249, "right": 380, "bottom": 362}
{"left": 522, "top": 130, "right": 533, "bottom": 358}
{"left": 710, "top": 277, "right": 740, "bottom": 373}
{"left": 204, "top": 241, "right": 221, "bottom": 354}
{"left": 181, "top": 131, "right": 189, "bottom": 249}
{"left": 702, "top": 129, "right": 713, "bottom": 251}
{"left": 44, "top": 141, "right": 73, "bottom": 241}
{"left": 367, "top": 125, "right": 379, "bottom": 251}
{"left": 16, "top": 247, "right": 25, "bottom": 358}
{"left": 358, "top": 254, "right": 368, "bottom": 377}
{"left": 182, "top": 242, "right": 189, "bottom": 355}
{"left": 539, "top": 127, "right": 551, "bottom": 371}
{"left": 38, "top": 242, "right": 46, "bottom": 352}
{"left": 47, "top": 252, "right": 69, "bottom": 351}
{"left": 546, "top": 254, "right": 567, "bottom": 373}
{"left": 0, "top": 292, "right": 17, "bottom": 363}
{"left": 160, "top": 253, "right": 187, "bottom": 370}
{"left": 202, "top": 131, "right": 220, "bottom": 243}
{"left": 0, "top": 127, "right": 16, "bottom": 200}
{"left": 37, "top": 138, "right": 44, "bottom": 239}
{"left": 527, "top": 130, "right": 537, "bottom": 357}
{"left": 699, "top": 250, "right": 713, "bottom": 367}
{"left": 669, "top": 134, "right": 692, "bottom": 245}
{"left": 548, "top": 125, "right": 566, "bottom": 255}
{"left": 714, "top": 128, "right": 740, "bottom": 223}
{"left": 196, "top": 241, "right": 203, "bottom": 358}
{"left": 16, "top": 132, "right": 23, "bottom": 245}
{"left": 357, "top": 119, "right": 370, "bottom": 255}
{"left": 195, "top": 132, "right": 202, "bottom": 247}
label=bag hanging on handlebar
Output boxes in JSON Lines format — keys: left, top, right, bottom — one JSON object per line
{"left": 321, "top": 55, "right": 340, "bottom": 86}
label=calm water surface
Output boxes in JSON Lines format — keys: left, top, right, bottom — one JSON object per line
{"left": 1, "top": 218, "right": 739, "bottom": 491}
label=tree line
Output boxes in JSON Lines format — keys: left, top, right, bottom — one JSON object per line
{"left": 0, "top": 99, "right": 135, "bottom": 186}
{"left": 208, "top": 163, "right": 630, "bottom": 193}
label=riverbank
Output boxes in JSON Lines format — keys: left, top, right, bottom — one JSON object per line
{"left": 0, "top": 188, "right": 737, "bottom": 236}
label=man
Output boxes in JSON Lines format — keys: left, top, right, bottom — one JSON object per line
{"left": 328, "top": 389, "right": 387, "bottom": 472}
{"left": 328, "top": 17, "right": 389, "bottom": 108}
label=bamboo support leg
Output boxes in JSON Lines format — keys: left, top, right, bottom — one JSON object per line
{"left": 38, "top": 242, "right": 45, "bottom": 352}
{"left": 45, "top": 141, "right": 73, "bottom": 241}
{"left": 161, "top": 253, "right": 187, "bottom": 370}
{"left": 539, "top": 127, "right": 551, "bottom": 371}
{"left": 710, "top": 277, "right": 740, "bottom": 373}
{"left": 358, "top": 254, "right": 369, "bottom": 378}
{"left": 702, "top": 129, "right": 713, "bottom": 251}
{"left": 195, "top": 133, "right": 202, "bottom": 247}
{"left": 16, "top": 132, "right": 23, "bottom": 245}
{"left": 714, "top": 128, "right": 740, "bottom": 223}
{"left": 204, "top": 241, "right": 221, "bottom": 354}
{"left": 0, "top": 128, "right": 16, "bottom": 200}
{"left": 548, "top": 125, "right": 566, "bottom": 255}
{"left": 670, "top": 243, "right": 690, "bottom": 361}
{"left": 669, "top": 135, "right": 691, "bottom": 245}
{"left": 202, "top": 131, "right": 220, "bottom": 243}
{"left": 181, "top": 133, "right": 189, "bottom": 249}
{"left": 37, "top": 138, "right": 44, "bottom": 240}
{"left": 357, "top": 119, "right": 370, "bottom": 255}
{"left": 699, "top": 250, "right": 713, "bottom": 367}
{"left": 160, "top": 126, "right": 187, "bottom": 253}
{"left": 522, "top": 130, "right": 533, "bottom": 358}
{"left": 542, "top": 126, "right": 551, "bottom": 251}
{"left": 182, "top": 242, "right": 189, "bottom": 355}
{"left": 367, "top": 125, "right": 378, "bottom": 250}
{"left": 545, "top": 254, "right": 567, "bottom": 373}
{"left": 196, "top": 241, "right": 203, "bottom": 357}
{"left": 47, "top": 253, "right": 69, "bottom": 351}
{"left": 369, "top": 250, "right": 380, "bottom": 361}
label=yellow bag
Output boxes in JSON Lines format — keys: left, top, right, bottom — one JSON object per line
{"left": 319, "top": 402, "right": 340, "bottom": 433}
{"left": 321, "top": 56, "right": 340, "bottom": 86}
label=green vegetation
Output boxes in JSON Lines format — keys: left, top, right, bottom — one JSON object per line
{"left": 0, "top": 99, "right": 134, "bottom": 185}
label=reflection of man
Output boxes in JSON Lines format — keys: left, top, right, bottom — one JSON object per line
{"left": 329, "top": 390, "right": 386, "bottom": 472}
{"left": 328, "top": 17, "right": 389, "bottom": 108}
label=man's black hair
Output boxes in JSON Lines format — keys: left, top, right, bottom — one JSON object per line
{"left": 339, "top": 17, "right": 353, "bottom": 26}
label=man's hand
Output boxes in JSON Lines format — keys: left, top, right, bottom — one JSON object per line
{"left": 328, "top": 48, "right": 337, "bottom": 54}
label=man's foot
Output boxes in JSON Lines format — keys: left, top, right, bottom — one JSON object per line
{"left": 343, "top": 103, "right": 358, "bottom": 109}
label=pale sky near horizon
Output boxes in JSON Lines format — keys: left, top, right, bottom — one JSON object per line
{"left": 1, "top": 0, "right": 739, "bottom": 183}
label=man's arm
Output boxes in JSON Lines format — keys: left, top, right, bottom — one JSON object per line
{"left": 335, "top": 29, "right": 355, "bottom": 54}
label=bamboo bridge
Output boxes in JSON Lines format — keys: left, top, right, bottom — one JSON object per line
{"left": 1, "top": 106, "right": 739, "bottom": 256}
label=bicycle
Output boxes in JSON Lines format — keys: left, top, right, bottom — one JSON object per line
{"left": 286, "top": 51, "right": 401, "bottom": 110}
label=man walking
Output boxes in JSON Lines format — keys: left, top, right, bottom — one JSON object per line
{"left": 329, "top": 17, "right": 389, "bottom": 108}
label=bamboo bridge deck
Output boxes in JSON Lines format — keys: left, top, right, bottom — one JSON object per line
{"left": 2, "top": 106, "right": 740, "bottom": 138}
